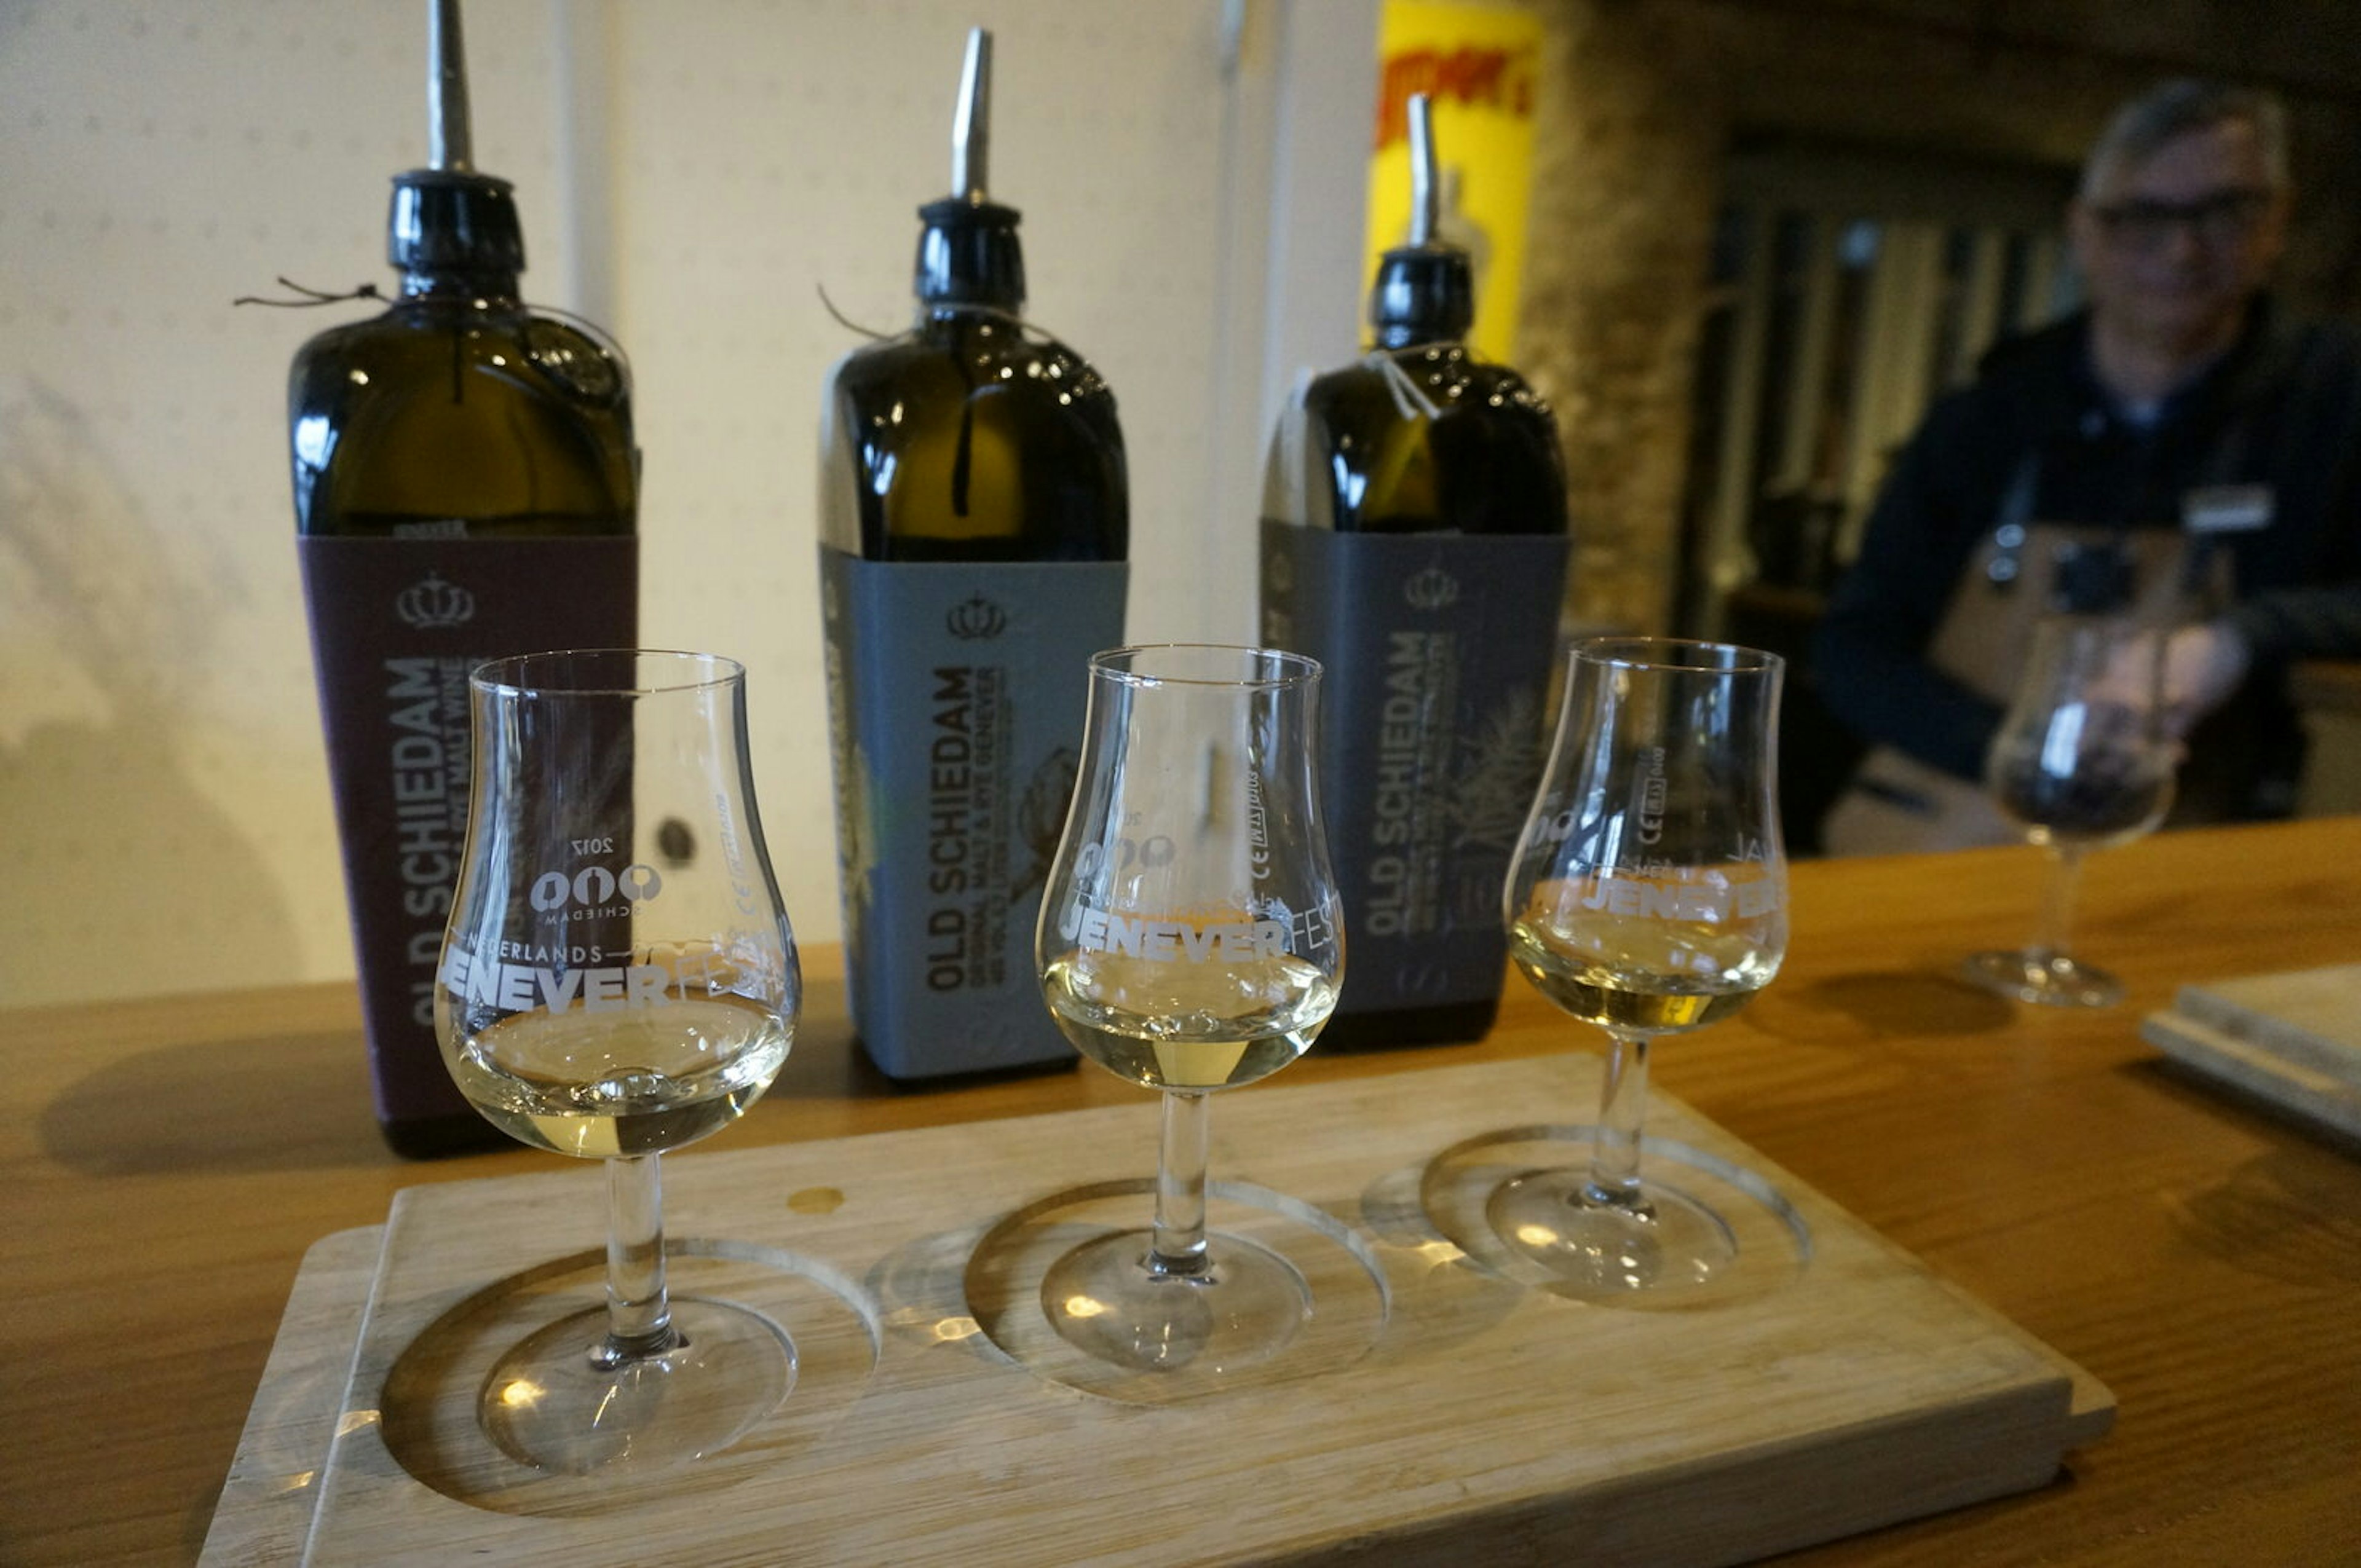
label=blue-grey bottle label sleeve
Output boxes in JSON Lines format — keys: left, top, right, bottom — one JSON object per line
{"left": 820, "top": 549, "right": 1128, "bottom": 1078}
{"left": 1260, "top": 521, "right": 1570, "bottom": 1016}
{"left": 299, "top": 534, "right": 639, "bottom": 1128}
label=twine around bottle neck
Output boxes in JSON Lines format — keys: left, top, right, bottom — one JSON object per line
{"left": 1367, "top": 348, "right": 1447, "bottom": 422}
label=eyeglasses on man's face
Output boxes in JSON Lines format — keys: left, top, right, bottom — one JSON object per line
{"left": 2089, "top": 187, "right": 2275, "bottom": 252}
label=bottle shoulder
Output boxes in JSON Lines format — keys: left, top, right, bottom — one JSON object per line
{"left": 829, "top": 317, "right": 1120, "bottom": 428}
{"left": 818, "top": 314, "right": 1127, "bottom": 562}
{"left": 294, "top": 301, "right": 631, "bottom": 406}
{"left": 1303, "top": 345, "right": 1555, "bottom": 425}
{"left": 290, "top": 300, "right": 637, "bottom": 537}
{"left": 1284, "top": 344, "right": 1566, "bottom": 536}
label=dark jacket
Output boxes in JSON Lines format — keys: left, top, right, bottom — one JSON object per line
{"left": 1816, "top": 299, "right": 2361, "bottom": 818}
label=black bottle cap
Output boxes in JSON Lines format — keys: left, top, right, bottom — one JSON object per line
{"left": 1369, "top": 93, "right": 1473, "bottom": 347}
{"left": 388, "top": 168, "right": 526, "bottom": 277}
{"left": 912, "top": 29, "right": 1024, "bottom": 310}
{"left": 916, "top": 197, "right": 1025, "bottom": 309}
{"left": 1370, "top": 245, "right": 1474, "bottom": 346}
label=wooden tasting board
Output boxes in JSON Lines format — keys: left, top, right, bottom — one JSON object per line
{"left": 198, "top": 1054, "right": 2112, "bottom": 1567}
{"left": 2143, "top": 963, "right": 2361, "bottom": 1143}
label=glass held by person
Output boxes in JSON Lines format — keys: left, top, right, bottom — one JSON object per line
{"left": 434, "top": 650, "right": 801, "bottom": 1476}
{"left": 1495, "top": 637, "right": 1789, "bottom": 1295}
{"left": 1033, "top": 645, "right": 1346, "bottom": 1379}
{"left": 1965, "top": 615, "right": 2176, "bottom": 1007}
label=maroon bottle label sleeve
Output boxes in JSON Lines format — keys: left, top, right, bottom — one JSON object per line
{"left": 298, "top": 534, "right": 638, "bottom": 1131}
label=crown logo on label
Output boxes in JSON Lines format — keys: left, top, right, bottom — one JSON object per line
{"left": 947, "top": 593, "right": 1008, "bottom": 640}
{"left": 1404, "top": 566, "right": 1460, "bottom": 610}
{"left": 397, "top": 573, "right": 477, "bottom": 630}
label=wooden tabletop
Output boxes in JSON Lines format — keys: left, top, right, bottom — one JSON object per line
{"left": 10, "top": 819, "right": 2361, "bottom": 1566}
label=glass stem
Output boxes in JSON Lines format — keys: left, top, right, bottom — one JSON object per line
{"left": 1584, "top": 1033, "right": 1653, "bottom": 1213}
{"left": 595, "top": 1152, "right": 681, "bottom": 1367}
{"left": 1147, "top": 1089, "right": 1211, "bottom": 1278}
{"left": 2033, "top": 844, "right": 2086, "bottom": 967}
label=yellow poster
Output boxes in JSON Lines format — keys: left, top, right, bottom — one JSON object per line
{"left": 1366, "top": 1, "right": 1543, "bottom": 363}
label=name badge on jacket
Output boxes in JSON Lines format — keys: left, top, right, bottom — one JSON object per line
{"left": 2183, "top": 484, "right": 2274, "bottom": 534}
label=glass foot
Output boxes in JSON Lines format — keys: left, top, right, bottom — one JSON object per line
{"left": 1962, "top": 947, "right": 2122, "bottom": 1007}
{"left": 966, "top": 1178, "right": 1388, "bottom": 1404}
{"left": 1487, "top": 1167, "right": 1737, "bottom": 1295}
{"left": 478, "top": 1297, "right": 796, "bottom": 1476}
{"left": 1040, "top": 1231, "right": 1310, "bottom": 1376}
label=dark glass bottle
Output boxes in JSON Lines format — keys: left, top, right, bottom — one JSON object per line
{"left": 1260, "top": 93, "right": 1570, "bottom": 1049}
{"left": 819, "top": 28, "right": 1128, "bottom": 1079}
{"left": 288, "top": 0, "right": 638, "bottom": 1156}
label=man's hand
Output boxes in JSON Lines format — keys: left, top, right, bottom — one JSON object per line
{"left": 2094, "top": 620, "right": 2250, "bottom": 737}
{"left": 2159, "top": 620, "right": 2253, "bottom": 731}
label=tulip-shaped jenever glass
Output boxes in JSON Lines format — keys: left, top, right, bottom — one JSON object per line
{"left": 1497, "top": 638, "right": 1787, "bottom": 1293}
{"left": 435, "top": 650, "right": 800, "bottom": 1475}
{"left": 1035, "top": 645, "right": 1345, "bottom": 1373}
{"left": 1965, "top": 616, "right": 2175, "bottom": 1007}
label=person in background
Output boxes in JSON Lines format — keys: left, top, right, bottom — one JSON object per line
{"left": 1814, "top": 79, "right": 2361, "bottom": 855}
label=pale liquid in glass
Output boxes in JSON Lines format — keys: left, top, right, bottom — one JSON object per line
{"left": 449, "top": 995, "right": 789, "bottom": 1158}
{"left": 1508, "top": 915, "right": 1776, "bottom": 1035}
{"left": 1043, "top": 951, "right": 1337, "bottom": 1090}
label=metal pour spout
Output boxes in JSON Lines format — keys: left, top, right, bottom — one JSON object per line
{"left": 951, "top": 27, "right": 992, "bottom": 203}
{"left": 428, "top": 0, "right": 474, "bottom": 173}
{"left": 1407, "top": 92, "right": 1438, "bottom": 246}
{"left": 1367, "top": 91, "right": 1471, "bottom": 344}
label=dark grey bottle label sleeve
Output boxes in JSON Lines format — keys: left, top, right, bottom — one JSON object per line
{"left": 298, "top": 534, "right": 639, "bottom": 1127}
{"left": 1260, "top": 521, "right": 1570, "bottom": 1017}
{"left": 820, "top": 549, "right": 1128, "bottom": 1078}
